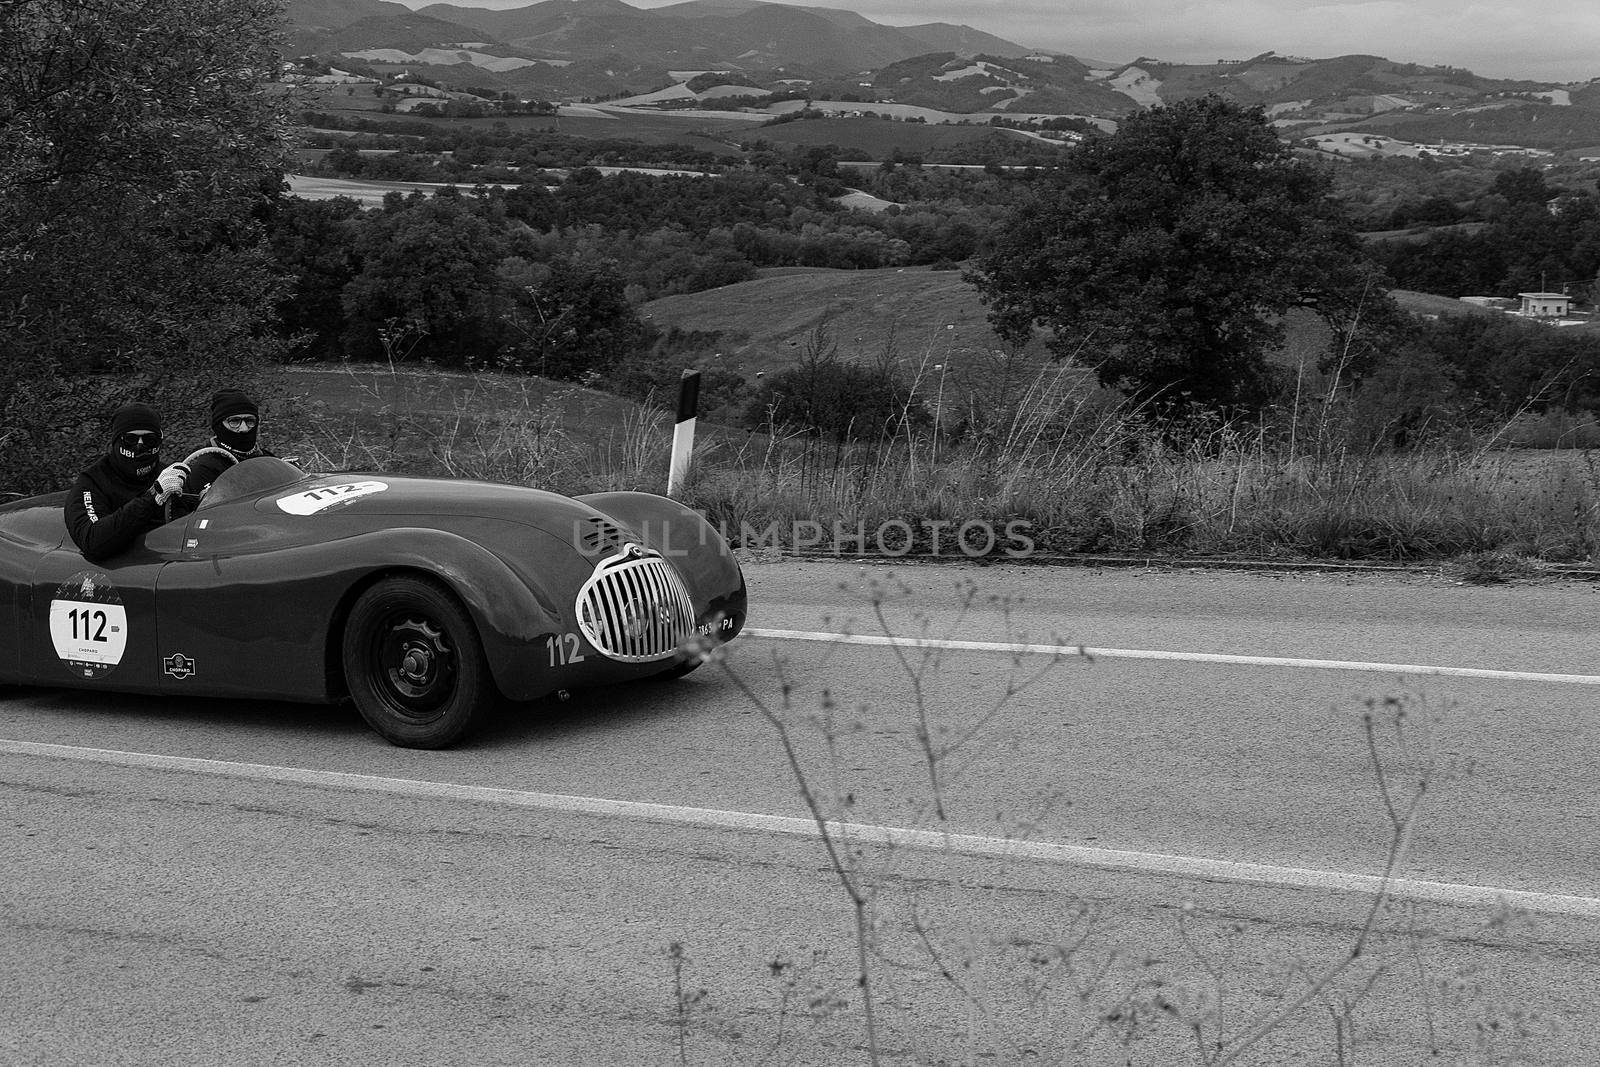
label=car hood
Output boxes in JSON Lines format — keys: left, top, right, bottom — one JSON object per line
{"left": 247, "top": 469, "right": 645, "bottom": 554}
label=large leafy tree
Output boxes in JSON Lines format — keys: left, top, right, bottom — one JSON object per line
{"left": 339, "top": 193, "right": 514, "bottom": 365}
{"left": 266, "top": 196, "right": 365, "bottom": 361}
{"left": 500, "top": 254, "right": 647, "bottom": 381}
{"left": 971, "top": 95, "right": 1395, "bottom": 413}
{"left": 0, "top": 0, "right": 293, "bottom": 491}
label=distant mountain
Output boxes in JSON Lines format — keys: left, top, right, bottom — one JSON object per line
{"left": 282, "top": 0, "right": 412, "bottom": 56}
{"left": 315, "top": 11, "right": 506, "bottom": 54}
{"left": 285, "top": 0, "right": 1030, "bottom": 76}
{"left": 871, "top": 53, "right": 1142, "bottom": 117}
{"left": 895, "top": 23, "right": 1028, "bottom": 59}
{"left": 280, "top": 2, "right": 1600, "bottom": 151}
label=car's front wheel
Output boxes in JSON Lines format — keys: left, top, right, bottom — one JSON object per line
{"left": 343, "top": 576, "right": 491, "bottom": 748}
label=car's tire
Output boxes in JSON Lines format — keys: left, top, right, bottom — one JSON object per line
{"left": 343, "top": 576, "right": 491, "bottom": 748}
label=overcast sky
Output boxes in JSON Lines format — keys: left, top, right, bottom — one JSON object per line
{"left": 400, "top": 0, "right": 1600, "bottom": 83}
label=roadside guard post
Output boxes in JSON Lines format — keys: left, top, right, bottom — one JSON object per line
{"left": 667, "top": 369, "right": 700, "bottom": 498}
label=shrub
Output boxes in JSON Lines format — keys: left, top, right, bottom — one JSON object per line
{"left": 741, "top": 329, "right": 928, "bottom": 440}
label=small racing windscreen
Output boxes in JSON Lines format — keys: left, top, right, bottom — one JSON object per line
{"left": 197, "top": 457, "right": 308, "bottom": 508}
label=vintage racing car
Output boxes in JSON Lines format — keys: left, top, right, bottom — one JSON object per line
{"left": 0, "top": 457, "right": 746, "bottom": 747}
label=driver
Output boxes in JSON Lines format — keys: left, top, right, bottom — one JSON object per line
{"left": 65, "top": 402, "right": 189, "bottom": 562}
{"left": 181, "top": 389, "right": 275, "bottom": 497}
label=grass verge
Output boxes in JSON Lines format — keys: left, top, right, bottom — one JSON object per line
{"left": 270, "top": 362, "right": 1600, "bottom": 569}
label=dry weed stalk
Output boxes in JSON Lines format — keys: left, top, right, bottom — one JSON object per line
{"left": 681, "top": 575, "right": 1535, "bottom": 1065}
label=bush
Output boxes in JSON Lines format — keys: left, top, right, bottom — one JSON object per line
{"left": 741, "top": 329, "right": 928, "bottom": 440}
{"left": 608, "top": 340, "right": 752, "bottom": 425}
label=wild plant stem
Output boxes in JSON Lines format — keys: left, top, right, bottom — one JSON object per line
{"left": 718, "top": 659, "right": 881, "bottom": 1066}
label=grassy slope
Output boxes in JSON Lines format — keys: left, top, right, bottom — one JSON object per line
{"left": 737, "top": 117, "right": 1022, "bottom": 159}
{"left": 277, "top": 364, "right": 644, "bottom": 431}
{"left": 638, "top": 266, "right": 1003, "bottom": 378}
{"left": 638, "top": 265, "right": 1382, "bottom": 381}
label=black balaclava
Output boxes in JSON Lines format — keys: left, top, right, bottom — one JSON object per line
{"left": 107, "top": 402, "right": 162, "bottom": 485}
{"left": 210, "top": 389, "right": 260, "bottom": 457}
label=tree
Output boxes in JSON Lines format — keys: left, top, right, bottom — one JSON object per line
{"left": 501, "top": 255, "right": 646, "bottom": 381}
{"left": 266, "top": 196, "right": 366, "bottom": 360}
{"left": 340, "top": 196, "right": 513, "bottom": 365}
{"left": 1489, "top": 166, "right": 1552, "bottom": 206}
{"left": 970, "top": 95, "right": 1395, "bottom": 413}
{"left": 0, "top": 0, "right": 294, "bottom": 491}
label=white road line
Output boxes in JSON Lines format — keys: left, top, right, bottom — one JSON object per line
{"left": 5, "top": 737, "right": 1599, "bottom": 919}
{"left": 743, "top": 628, "right": 1600, "bottom": 685}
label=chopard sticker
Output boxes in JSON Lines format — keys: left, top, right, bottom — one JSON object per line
{"left": 276, "top": 480, "right": 388, "bottom": 516}
{"left": 49, "top": 571, "right": 128, "bottom": 679}
{"left": 163, "top": 653, "right": 196, "bottom": 680}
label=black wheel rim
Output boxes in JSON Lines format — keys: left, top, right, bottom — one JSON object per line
{"left": 368, "top": 611, "right": 457, "bottom": 723}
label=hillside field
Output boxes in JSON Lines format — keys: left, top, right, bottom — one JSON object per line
{"left": 293, "top": 84, "right": 1074, "bottom": 161}
{"left": 638, "top": 266, "right": 1001, "bottom": 380}
{"left": 297, "top": 83, "right": 763, "bottom": 151}
{"left": 635, "top": 266, "right": 1424, "bottom": 381}
{"left": 736, "top": 116, "right": 1045, "bottom": 159}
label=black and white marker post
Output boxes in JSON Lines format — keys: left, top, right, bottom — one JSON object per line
{"left": 667, "top": 369, "right": 700, "bottom": 498}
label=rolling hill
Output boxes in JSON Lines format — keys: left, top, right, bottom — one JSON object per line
{"left": 282, "top": 2, "right": 1600, "bottom": 151}
{"left": 286, "top": 0, "right": 1028, "bottom": 79}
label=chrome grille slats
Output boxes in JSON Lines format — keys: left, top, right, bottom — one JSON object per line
{"left": 641, "top": 564, "right": 670, "bottom": 653}
{"left": 574, "top": 544, "right": 696, "bottom": 662}
{"left": 625, "top": 565, "right": 650, "bottom": 658}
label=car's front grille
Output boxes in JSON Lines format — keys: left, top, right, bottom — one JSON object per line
{"left": 575, "top": 545, "right": 696, "bottom": 662}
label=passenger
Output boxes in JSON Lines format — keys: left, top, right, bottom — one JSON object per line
{"left": 65, "top": 403, "right": 188, "bottom": 562}
{"left": 182, "top": 389, "right": 275, "bottom": 496}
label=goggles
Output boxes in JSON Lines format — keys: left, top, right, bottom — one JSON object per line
{"left": 221, "top": 414, "right": 258, "bottom": 432}
{"left": 117, "top": 431, "right": 162, "bottom": 452}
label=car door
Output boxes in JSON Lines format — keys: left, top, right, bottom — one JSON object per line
{"left": 151, "top": 496, "right": 336, "bottom": 702}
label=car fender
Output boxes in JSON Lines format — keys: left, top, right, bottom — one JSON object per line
{"left": 333, "top": 526, "right": 586, "bottom": 703}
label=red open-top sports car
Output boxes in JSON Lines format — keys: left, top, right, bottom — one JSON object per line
{"left": 0, "top": 458, "right": 746, "bottom": 747}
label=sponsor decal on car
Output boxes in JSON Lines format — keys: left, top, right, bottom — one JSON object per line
{"left": 163, "top": 652, "right": 197, "bottom": 680}
{"left": 48, "top": 571, "right": 127, "bottom": 679}
{"left": 276, "top": 480, "right": 388, "bottom": 515}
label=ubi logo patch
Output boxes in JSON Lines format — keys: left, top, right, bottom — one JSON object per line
{"left": 163, "top": 652, "right": 196, "bottom": 680}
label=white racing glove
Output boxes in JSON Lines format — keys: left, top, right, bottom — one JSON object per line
{"left": 153, "top": 462, "right": 190, "bottom": 505}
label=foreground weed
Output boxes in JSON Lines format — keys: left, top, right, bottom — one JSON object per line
{"left": 682, "top": 579, "right": 1557, "bottom": 1065}
{"left": 715, "top": 655, "right": 886, "bottom": 1065}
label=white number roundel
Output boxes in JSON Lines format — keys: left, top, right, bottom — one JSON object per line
{"left": 49, "top": 572, "right": 127, "bottom": 679}
{"left": 276, "top": 480, "right": 388, "bottom": 515}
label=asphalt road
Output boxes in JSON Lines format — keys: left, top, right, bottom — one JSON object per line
{"left": 3, "top": 560, "right": 1599, "bottom": 1065}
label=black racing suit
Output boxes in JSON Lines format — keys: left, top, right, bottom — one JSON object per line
{"left": 64, "top": 457, "right": 164, "bottom": 563}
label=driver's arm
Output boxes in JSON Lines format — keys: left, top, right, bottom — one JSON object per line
{"left": 65, "top": 480, "right": 162, "bottom": 563}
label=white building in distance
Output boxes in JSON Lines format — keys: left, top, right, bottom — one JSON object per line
{"left": 1519, "top": 292, "right": 1572, "bottom": 317}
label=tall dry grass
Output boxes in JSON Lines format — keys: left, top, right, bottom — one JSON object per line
{"left": 688, "top": 357, "right": 1600, "bottom": 564}
{"left": 272, "top": 360, "right": 1600, "bottom": 566}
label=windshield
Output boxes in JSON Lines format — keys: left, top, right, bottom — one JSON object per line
{"left": 198, "top": 456, "right": 308, "bottom": 508}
